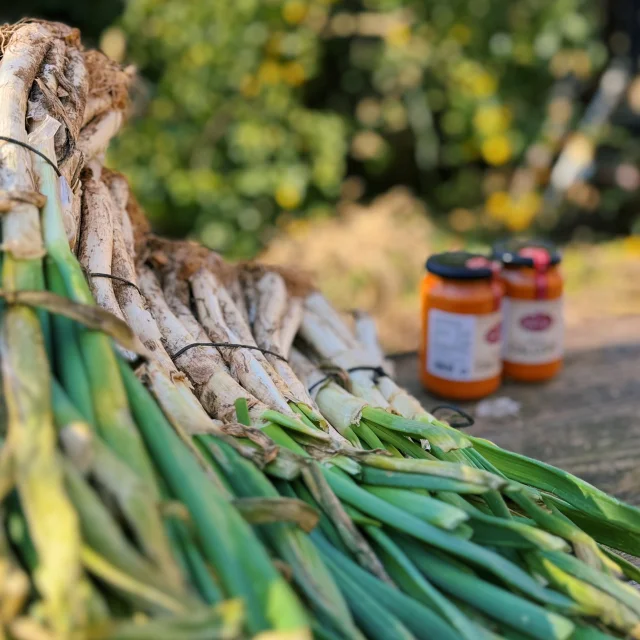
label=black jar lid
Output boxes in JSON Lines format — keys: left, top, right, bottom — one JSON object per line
{"left": 425, "top": 251, "right": 495, "bottom": 280}
{"left": 492, "top": 239, "right": 561, "bottom": 267}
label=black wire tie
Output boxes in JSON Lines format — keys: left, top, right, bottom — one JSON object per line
{"left": 308, "top": 372, "right": 343, "bottom": 394}
{"left": 172, "top": 342, "right": 287, "bottom": 362}
{"left": 0, "top": 136, "right": 62, "bottom": 177}
{"left": 89, "top": 273, "right": 142, "bottom": 297}
{"left": 431, "top": 404, "right": 475, "bottom": 429}
{"left": 346, "top": 365, "right": 389, "bottom": 383}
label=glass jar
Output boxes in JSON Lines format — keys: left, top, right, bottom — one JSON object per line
{"left": 493, "top": 240, "right": 563, "bottom": 382}
{"left": 420, "top": 252, "right": 503, "bottom": 400}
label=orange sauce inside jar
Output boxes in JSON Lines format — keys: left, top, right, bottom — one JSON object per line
{"left": 419, "top": 252, "right": 504, "bottom": 400}
{"left": 494, "top": 241, "right": 563, "bottom": 382}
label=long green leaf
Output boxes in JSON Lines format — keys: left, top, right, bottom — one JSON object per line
{"left": 359, "top": 454, "right": 507, "bottom": 489}
{"left": 119, "top": 362, "right": 309, "bottom": 636}
{"left": 473, "top": 438, "right": 640, "bottom": 533}
{"left": 360, "top": 466, "right": 490, "bottom": 494}
{"left": 212, "top": 440, "right": 362, "bottom": 640}
{"left": 365, "top": 526, "right": 478, "bottom": 640}
{"left": 324, "top": 467, "right": 572, "bottom": 607}
{"left": 364, "top": 485, "right": 469, "bottom": 530}
{"left": 314, "top": 532, "right": 460, "bottom": 640}
{"left": 402, "top": 539, "right": 575, "bottom": 640}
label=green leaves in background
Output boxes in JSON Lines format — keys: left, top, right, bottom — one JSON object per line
{"left": 105, "top": 0, "right": 615, "bottom": 256}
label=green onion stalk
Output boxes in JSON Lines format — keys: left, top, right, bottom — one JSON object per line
{"left": 0, "top": 23, "right": 85, "bottom": 637}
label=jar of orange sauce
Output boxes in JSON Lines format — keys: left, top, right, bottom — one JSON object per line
{"left": 420, "top": 252, "right": 503, "bottom": 400}
{"left": 493, "top": 240, "right": 563, "bottom": 382}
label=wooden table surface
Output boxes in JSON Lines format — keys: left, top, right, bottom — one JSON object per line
{"left": 392, "top": 315, "right": 640, "bottom": 505}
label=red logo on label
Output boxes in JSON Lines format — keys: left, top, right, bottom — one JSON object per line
{"left": 521, "top": 314, "right": 552, "bottom": 331}
{"left": 486, "top": 323, "right": 501, "bottom": 343}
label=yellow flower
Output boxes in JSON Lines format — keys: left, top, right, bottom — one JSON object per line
{"left": 258, "top": 61, "right": 281, "bottom": 85}
{"left": 240, "top": 74, "right": 260, "bottom": 98}
{"left": 505, "top": 210, "right": 535, "bottom": 232}
{"left": 100, "top": 26, "right": 126, "bottom": 63}
{"left": 356, "top": 98, "right": 381, "bottom": 126}
{"left": 275, "top": 183, "right": 302, "bottom": 209}
{"left": 519, "top": 191, "right": 542, "bottom": 214}
{"left": 351, "top": 131, "right": 385, "bottom": 160}
{"left": 282, "top": 0, "right": 308, "bottom": 25}
{"left": 548, "top": 96, "right": 573, "bottom": 125}
{"left": 550, "top": 50, "right": 571, "bottom": 78}
{"left": 628, "top": 77, "right": 640, "bottom": 114}
{"left": 470, "top": 72, "right": 497, "bottom": 98}
{"left": 385, "top": 24, "right": 411, "bottom": 48}
{"left": 485, "top": 191, "right": 510, "bottom": 221}
{"left": 188, "top": 43, "right": 212, "bottom": 67}
{"left": 505, "top": 192, "right": 541, "bottom": 232}
{"left": 449, "top": 24, "right": 471, "bottom": 45}
{"left": 481, "top": 135, "right": 512, "bottom": 166}
{"left": 571, "top": 50, "right": 591, "bottom": 79}
{"left": 473, "top": 105, "right": 511, "bottom": 135}
{"left": 281, "top": 61, "right": 306, "bottom": 87}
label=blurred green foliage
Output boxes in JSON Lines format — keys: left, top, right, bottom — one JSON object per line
{"left": 110, "top": 0, "right": 348, "bottom": 257}
{"left": 109, "top": 0, "right": 613, "bottom": 256}
{"left": 6, "top": 0, "right": 632, "bottom": 256}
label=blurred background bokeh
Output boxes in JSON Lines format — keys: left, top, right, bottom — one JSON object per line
{"left": 4, "top": 0, "right": 640, "bottom": 351}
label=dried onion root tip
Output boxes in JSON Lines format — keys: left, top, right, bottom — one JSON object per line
{"left": 203, "top": 269, "right": 304, "bottom": 407}
{"left": 104, "top": 170, "right": 135, "bottom": 258}
{"left": 190, "top": 267, "right": 294, "bottom": 416}
{"left": 240, "top": 266, "right": 320, "bottom": 410}
{"left": 137, "top": 266, "right": 268, "bottom": 425}
{"left": 278, "top": 297, "right": 304, "bottom": 359}
{"left": 102, "top": 169, "right": 176, "bottom": 375}
{"left": 145, "top": 240, "right": 296, "bottom": 414}
{"left": 77, "top": 163, "right": 136, "bottom": 361}
{"left": 304, "top": 295, "right": 437, "bottom": 422}
{"left": 82, "top": 49, "right": 133, "bottom": 127}
{"left": 97, "top": 172, "right": 213, "bottom": 429}
{"left": 351, "top": 309, "right": 395, "bottom": 377}
{"left": 162, "top": 267, "right": 211, "bottom": 342}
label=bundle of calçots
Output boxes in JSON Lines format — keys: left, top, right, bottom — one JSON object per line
{"left": 1, "top": 20, "right": 640, "bottom": 640}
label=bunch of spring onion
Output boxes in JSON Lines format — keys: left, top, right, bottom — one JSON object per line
{"left": 74, "top": 161, "right": 640, "bottom": 637}
{"left": 4, "top": 17, "right": 640, "bottom": 640}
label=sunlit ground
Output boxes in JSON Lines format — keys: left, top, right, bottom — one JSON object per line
{"left": 261, "top": 188, "right": 640, "bottom": 354}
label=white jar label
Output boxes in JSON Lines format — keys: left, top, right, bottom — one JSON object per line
{"left": 502, "top": 297, "right": 563, "bottom": 365}
{"left": 426, "top": 309, "right": 502, "bottom": 382}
